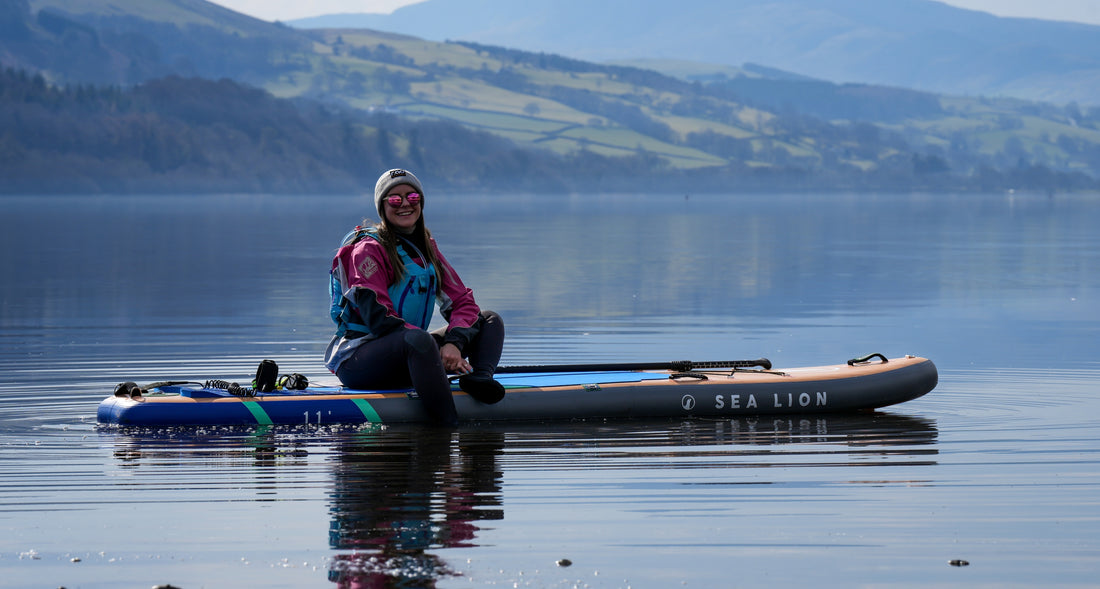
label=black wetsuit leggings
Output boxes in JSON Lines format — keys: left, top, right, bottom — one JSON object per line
{"left": 334, "top": 310, "right": 504, "bottom": 426}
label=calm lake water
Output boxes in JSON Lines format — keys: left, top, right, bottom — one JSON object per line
{"left": 1, "top": 192, "right": 1098, "bottom": 588}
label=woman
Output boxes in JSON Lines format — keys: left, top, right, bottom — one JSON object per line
{"left": 325, "top": 168, "right": 505, "bottom": 425}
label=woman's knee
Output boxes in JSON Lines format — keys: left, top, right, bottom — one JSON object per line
{"left": 481, "top": 309, "right": 501, "bottom": 322}
{"left": 402, "top": 328, "right": 438, "bottom": 355}
{"left": 480, "top": 310, "right": 504, "bottom": 330}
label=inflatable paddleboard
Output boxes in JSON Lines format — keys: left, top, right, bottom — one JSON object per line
{"left": 97, "top": 354, "right": 937, "bottom": 426}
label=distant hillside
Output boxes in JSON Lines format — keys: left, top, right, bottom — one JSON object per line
{"left": 0, "top": 68, "right": 607, "bottom": 193}
{"left": 8, "top": 0, "right": 309, "bottom": 85}
{"left": 3, "top": 0, "right": 1100, "bottom": 194}
{"left": 291, "top": 0, "right": 1100, "bottom": 106}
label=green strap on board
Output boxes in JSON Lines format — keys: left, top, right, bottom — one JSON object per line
{"left": 352, "top": 398, "right": 382, "bottom": 423}
{"left": 242, "top": 398, "right": 381, "bottom": 425}
{"left": 242, "top": 401, "right": 273, "bottom": 425}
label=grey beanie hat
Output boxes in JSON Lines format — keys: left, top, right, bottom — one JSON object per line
{"left": 374, "top": 168, "right": 425, "bottom": 217}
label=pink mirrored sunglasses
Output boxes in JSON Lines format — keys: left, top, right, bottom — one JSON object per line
{"left": 386, "top": 192, "right": 421, "bottom": 207}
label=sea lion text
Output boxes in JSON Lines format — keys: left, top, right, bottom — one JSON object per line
{"left": 713, "top": 391, "right": 827, "bottom": 410}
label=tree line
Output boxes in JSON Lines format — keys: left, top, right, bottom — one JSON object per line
{"left": 0, "top": 68, "right": 684, "bottom": 194}
{"left": 1, "top": 68, "right": 1096, "bottom": 194}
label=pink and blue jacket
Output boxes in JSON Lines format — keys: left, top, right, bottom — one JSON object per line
{"left": 324, "top": 229, "right": 482, "bottom": 373}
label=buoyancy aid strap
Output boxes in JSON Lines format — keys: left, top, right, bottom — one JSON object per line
{"left": 341, "top": 226, "right": 374, "bottom": 247}
{"left": 389, "top": 239, "right": 436, "bottom": 330}
{"left": 330, "top": 228, "right": 377, "bottom": 338}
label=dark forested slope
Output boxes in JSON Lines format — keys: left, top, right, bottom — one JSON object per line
{"left": 0, "top": 69, "right": 603, "bottom": 193}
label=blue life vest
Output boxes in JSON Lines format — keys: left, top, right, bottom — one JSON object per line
{"left": 330, "top": 228, "right": 438, "bottom": 338}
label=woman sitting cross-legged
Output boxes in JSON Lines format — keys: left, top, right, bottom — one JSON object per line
{"left": 325, "top": 168, "right": 506, "bottom": 426}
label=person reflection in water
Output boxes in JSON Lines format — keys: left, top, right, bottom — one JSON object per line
{"left": 325, "top": 168, "right": 506, "bottom": 426}
{"left": 328, "top": 429, "right": 504, "bottom": 587}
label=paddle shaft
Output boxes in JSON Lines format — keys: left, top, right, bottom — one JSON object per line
{"left": 495, "top": 358, "right": 771, "bottom": 374}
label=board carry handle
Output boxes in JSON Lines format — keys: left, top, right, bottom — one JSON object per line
{"left": 496, "top": 358, "right": 772, "bottom": 374}
{"left": 848, "top": 353, "right": 889, "bottom": 366}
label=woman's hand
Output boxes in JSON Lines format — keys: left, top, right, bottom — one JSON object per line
{"left": 440, "top": 343, "right": 471, "bottom": 374}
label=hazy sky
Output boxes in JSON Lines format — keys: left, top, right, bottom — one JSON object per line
{"left": 210, "top": 0, "right": 1100, "bottom": 26}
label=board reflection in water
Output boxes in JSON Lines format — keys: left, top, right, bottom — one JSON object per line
{"left": 319, "top": 412, "right": 936, "bottom": 586}
{"left": 95, "top": 412, "right": 936, "bottom": 586}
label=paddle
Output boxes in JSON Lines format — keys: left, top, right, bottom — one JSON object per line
{"left": 495, "top": 358, "right": 771, "bottom": 374}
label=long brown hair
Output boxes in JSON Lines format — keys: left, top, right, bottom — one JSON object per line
{"left": 370, "top": 213, "right": 447, "bottom": 286}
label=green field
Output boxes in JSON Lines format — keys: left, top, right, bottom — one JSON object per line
{"left": 15, "top": 0, "right": 1100, "bottom": 188}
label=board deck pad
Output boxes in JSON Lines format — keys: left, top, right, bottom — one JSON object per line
{"left": 228, "top": 371, "right": 672, "bottom": 398}
{"left": 490, "top": 370, "right": 669, "bottom": 388}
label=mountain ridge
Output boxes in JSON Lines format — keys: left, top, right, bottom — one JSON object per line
{"left": 289, "top": 0, "right": 1100, "bottom": 105}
